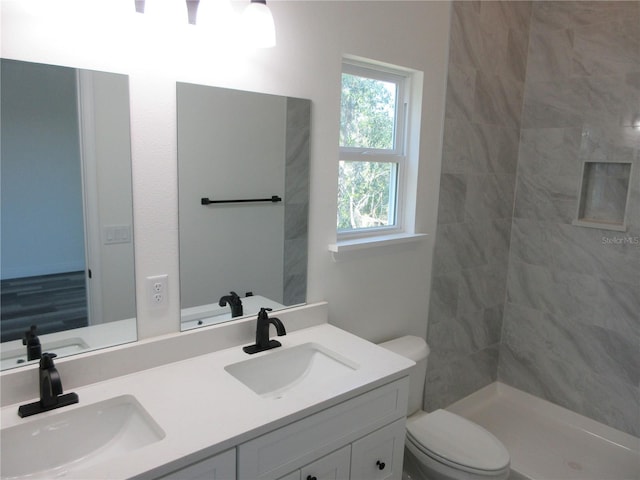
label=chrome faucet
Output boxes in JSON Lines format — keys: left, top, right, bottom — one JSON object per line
{"left": 18, "top": 353, "right": 79, "bottom": 418}
{"left": 243, "top": 308, "right": 286, "bottom": 354}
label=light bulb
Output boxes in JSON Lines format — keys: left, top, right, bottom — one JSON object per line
{"left": 197, "top": 0, "right": 238, "bottom": 39}
{"left": 242, "top": 0, "right": 276, "bottom": 48}
{"left": 197, "top": 0, "right": 235, "bottom": 25}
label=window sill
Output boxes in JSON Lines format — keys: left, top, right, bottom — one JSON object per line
{"left": 328, "top": 232, "right": 428, "bottom": 258}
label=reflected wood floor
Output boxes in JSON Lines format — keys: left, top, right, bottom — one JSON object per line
{"left": 1, "top": 271, "right": 88, "bottom": 343}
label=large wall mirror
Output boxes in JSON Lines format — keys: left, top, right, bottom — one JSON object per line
{"left": 177, "top": 82, "right": 310, "bottom": 330}
{"left": 0, "top": 59, "right": 136, "bottom": 370}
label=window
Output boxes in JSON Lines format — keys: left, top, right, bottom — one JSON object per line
{"left": 337, "top": 61, "right": 409, "bottom": 238}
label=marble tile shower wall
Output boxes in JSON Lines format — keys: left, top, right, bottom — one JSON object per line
{"left": 498, "top": 1, "right": 640, "bottom": 437}
{"left": 424, "top": 1, "right": 531, "bottom": 411}
{"left": 283, "top": 98, "right": 310, "bottom": 306}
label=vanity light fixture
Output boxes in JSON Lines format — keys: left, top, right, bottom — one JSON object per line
{"left": 141, "top": 0, "right": 276, "bottom": 48}
{"left": 142, "top": 0, "right": 188, "bottom": 24}
{"left": 241, "top": 0, "right": 276, "bottom": 48}
{"left": 196, "top": 0, "right": 235, "bottom": 32}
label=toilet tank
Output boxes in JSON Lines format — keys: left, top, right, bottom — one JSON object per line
{"left": 378, "top": 336, "right": 429, "bottom": 415}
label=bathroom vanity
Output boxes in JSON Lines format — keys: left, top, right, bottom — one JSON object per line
{"left": 160, "top": 379, "right": 407, "bottom": 480}
{"left": 0, "top": 304, "right": 413, "bottom": 480}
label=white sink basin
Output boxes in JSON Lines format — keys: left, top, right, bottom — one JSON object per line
{"left": 225, "top": 342, "right": 358, "bottom": 399}
{"left": 1, "top": 395, "right": 165, "bottom": 479}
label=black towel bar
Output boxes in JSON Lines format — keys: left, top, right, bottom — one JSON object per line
{"left": 201, "top": 195, "right": 282, "bottom": 205}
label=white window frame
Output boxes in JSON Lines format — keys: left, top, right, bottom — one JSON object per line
{"left": 337, "top": 60, "right": 410, "bottom": 240}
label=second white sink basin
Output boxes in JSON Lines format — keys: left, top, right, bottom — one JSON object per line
{"left": 225, "top": 342, "right": 358, "bottom": 399}
{"left": 1, "top": 395, "right": 165, "bottom": 479}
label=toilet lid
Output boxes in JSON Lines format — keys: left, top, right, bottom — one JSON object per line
{"left": 407, "top": 410, "right": 510, "bottom": 472}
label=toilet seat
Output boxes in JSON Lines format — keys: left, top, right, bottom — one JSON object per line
{"left": 406, "top": 410, "right": 510, "bottom": 475}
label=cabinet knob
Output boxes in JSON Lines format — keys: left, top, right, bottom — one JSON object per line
{"left": 376, "top": 460, "right": 386, "bottom": 470}
{"left": 307, "top": 476, "right": 317, "bottom": 480}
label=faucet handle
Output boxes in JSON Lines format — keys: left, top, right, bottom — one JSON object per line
{"left": 22, "top": 325, "right": 39, "bottom": 345}
{"left": 257, "top": 307, "right": 273, "bottom": 322}
{"left": 40, "top": 352, "right": 57, "bottom": 369}
{"left": 23, "top": 325, "right": 43, "bottom": 361}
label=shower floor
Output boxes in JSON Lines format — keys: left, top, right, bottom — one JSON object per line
{"left": 446, "top": 382, "right": 640, "bottom": 480}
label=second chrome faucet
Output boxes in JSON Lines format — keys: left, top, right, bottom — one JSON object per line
{"left": 243, "top": 308, "right": 286, "bottom": 354}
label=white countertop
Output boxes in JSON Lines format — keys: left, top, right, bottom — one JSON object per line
{"left": 1, "top": 323, "right": 413, "bottom": 479}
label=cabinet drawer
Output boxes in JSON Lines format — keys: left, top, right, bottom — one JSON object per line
{"left": 301, "top": 445, "right": 351, "bottom": 480}
{"left": 350, "top": 418, "right": 406, "bottom": 480}
{"left": 278, "top": 471, "right": 301, "bottom": 480}
{"left": 238, "top": 378, "right": 408, "bottom": 480}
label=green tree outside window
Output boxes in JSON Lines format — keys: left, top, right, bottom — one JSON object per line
{"left": 338, "top": 73, "right": 398, "bottom": 230}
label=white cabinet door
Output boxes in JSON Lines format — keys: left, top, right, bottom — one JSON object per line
{"left": 238, "top": 379, "right": 408, "bottom": 480}
{"left": 350, "top": 419, "right": 405, "bottom": 480}
{"left": 300, "top": 446, "right": 351, "bottom": 480}
{"left": 157, "top": 448, "right": 236, "bottom": 480}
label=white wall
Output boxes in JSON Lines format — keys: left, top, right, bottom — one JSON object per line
{"left": 1, "top": 0, "right": 450, "bottom": 342}
{"left": 90, "top": 70, "right": 136, "bottom": 322}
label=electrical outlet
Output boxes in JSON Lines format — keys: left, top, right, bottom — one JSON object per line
{"left": 147, "top": 274, "right": 168, "bottom": 307}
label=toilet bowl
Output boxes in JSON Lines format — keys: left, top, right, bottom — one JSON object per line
{"left": 379, "top": 336, "right": 510, "bottom": 480}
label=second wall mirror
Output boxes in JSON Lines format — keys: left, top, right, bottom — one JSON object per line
{"left": 177, "top": 82, "right": 310, "bottom": 330}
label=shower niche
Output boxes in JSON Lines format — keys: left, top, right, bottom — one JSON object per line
{"left": 572, "top": 161, "right": 632, "bottom": 232}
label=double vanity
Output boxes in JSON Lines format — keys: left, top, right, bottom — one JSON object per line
{"left": 0, "top": 53, "right": 403, "bottom": 480}
{"left": 0, "top": 53, "right": 405, "bottom": 480}
{"left": 0, "top": 304, "right": 413, "bottom": 480}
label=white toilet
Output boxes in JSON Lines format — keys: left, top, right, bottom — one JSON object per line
{"left": 379, "top": 336, "right": 510, "bottom": 480}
